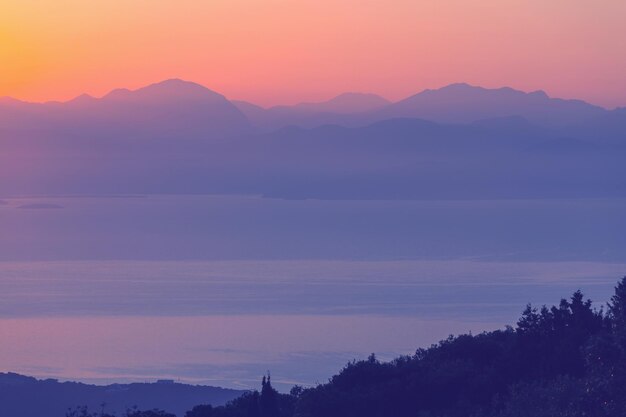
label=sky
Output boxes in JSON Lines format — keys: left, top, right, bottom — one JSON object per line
{"left": 1, "top": 0, "right": 625, "bottom": 108}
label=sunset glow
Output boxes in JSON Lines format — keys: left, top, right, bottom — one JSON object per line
{"left": 2, "top": 1, "right": 626, "bottom": 413}
{"left": 1, "top": 0, "right": 625, "bottom": 107}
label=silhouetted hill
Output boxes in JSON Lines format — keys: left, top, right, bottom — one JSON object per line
{"left": 375, "top": 83, "right": 607, "bottom": 126}
{"left": 0, "top": 79, "right": 252, "bottom": 140}
{"left": 0, "top": 80, "right": 616, "bottom": 135}
{"left": 6, "top": 278, "right": 626, "bottom": 417}
{"left": 289, "top": 92, "right": 390, "bottom": 113}
{"left": 0, "top": 373, "right": 244, "bottom": 417}
{"left": 234, "top": 84, "right": 610, "bottom": 131}
{"left": 166, "top": 277, "right": 626, "bottom": 417}
{"left": 1, "top": 80, "right": 624, "bottom": 199}
{"left": 232, "top": 92, "right": 389, "bottom": 131}
{"left": 288, "top": 277, "right": 626, "bottom": 417}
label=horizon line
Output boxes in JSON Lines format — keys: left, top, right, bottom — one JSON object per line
{"left": 0, "top": 78, "right": 621, "bottom": 111}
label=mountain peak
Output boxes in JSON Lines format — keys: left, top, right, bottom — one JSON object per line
{"left": 140, "top": 79, "right": 223, "bottom": 98}
{"left": 329, "top": 92, "right": 390, "bottom": 103}
{"left": 101, "top": 79, "right": 225, "bottom": 102}
{"left": 428, "top": 83, "right": 526, "bottom": 96}
{"left": 66, "top": 93, "right": 97, "bottom": 105}
{"left": 145, "top": 78, "right": 207, "bottom": 91}
{"left": 383, "top": 82, "right": 605, "bottom": 126}
{"left": 439, "top": 82, "right": 477, "bottom": 91}
{"left": 103, "top": 88, "right": 132, "bottom": 100}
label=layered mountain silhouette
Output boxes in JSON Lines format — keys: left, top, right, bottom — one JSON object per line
{"left": 0, "top": 373, "right": 244, "bottom": 417}
{"left": 374, "top": 83, "right": 607, "bottom": 126}
{"left": 233, "top": 92, "right": 390, "bottom": 131}
{"left": 1, "top": 80, "right": 621, "bottom": 134}
{"left": 0, "top": 79, "right": 252, "bottom": 140}
{"left": 0, "top": 79, "right": 624, "bottom": 199}
{"left": 232, "top": 83, "right": 614, "bottom": 131}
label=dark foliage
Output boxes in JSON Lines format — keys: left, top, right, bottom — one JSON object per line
{"left": 66, "top": 406, "right": 175, "bottom": 417}
{"left": 184, "top": 276, "right": 626, "bottom": 417}
{"left": 71, "top": 277, "right": 626, "bottom": 417}
{"left": 182, "top": 375, "right": 294, "bottom": 417}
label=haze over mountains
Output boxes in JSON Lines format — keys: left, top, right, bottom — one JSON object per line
{"left": 0, "top": 79, "right": 624, "bottom": 199}
{"left": 1, "top": 80, "right": 625, "bottom": 409}
{"left": 0, "top": 79, "right": 251, "bottom": 140}
{"left": 377, "top": 83, "right": 609, "bottom": 126}
{"left": 232, "top": 92, "right": 391, "bottom": 131}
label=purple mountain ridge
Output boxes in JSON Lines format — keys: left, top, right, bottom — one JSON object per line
{"left": 0, "top": 79, "right": 623, "bottom": 141}
{"left": 0, "top": 79, "right": 252, "bottom": 140}
{"left": 373, "top": 83, "right": 607, "bottom": 127}
{"left": 289, "top": 92, "right": 391, "bottom": 113}
{"left": 233, "top": 83, "right": 613, "bottom": 130}
{"left": 0, "top": 80, "right": 626, "bottom": 200}
{"left": 233, "top": 92, "right": 390, "bottom": 131}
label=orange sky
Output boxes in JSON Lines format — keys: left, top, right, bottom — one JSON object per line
{"left": 1, "top": 0, "right": 625, "bottom": 108}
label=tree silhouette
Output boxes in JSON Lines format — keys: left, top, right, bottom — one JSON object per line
{"left": 260, "top": 374, "right": 280, "bottom": 417}
{"left": 65, "top": 276, "right": 626, "bottom": 417}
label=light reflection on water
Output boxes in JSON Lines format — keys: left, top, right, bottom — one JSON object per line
{"left": 0, "top": 259, "right": 624, "bottom": 390}
{"left": 0, "top": 195, "right": 625, "bottom": 390}
{"left": 0, "top": 314, "right": 498, "bottom": 390}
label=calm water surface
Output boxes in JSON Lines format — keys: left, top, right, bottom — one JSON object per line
{"left": 0, "top": 195, "right": 624, "bottom": 390}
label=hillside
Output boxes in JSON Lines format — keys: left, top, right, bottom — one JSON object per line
{"left": 186, "top": 276, "right": 626, "bottom": 417}
{"left": 0, "top": 375, "right": 244, "bottom": 417}
{"left": 0, "top": 79, "right": 252, "bottom": 140}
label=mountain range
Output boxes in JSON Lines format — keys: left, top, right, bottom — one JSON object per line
{"left": 2, "top": 79, "right": 623, "bottom": 135}
{"left": 0, "top": 79, "right": 624, "bottom": 199}
{"left": 0, "top": 79, "right": 252, "bottom": 141}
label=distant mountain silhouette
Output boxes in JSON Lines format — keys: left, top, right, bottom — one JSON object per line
{"left": 0, "top": 80, "right": 618, "bottom": 135}
{"left": 374, "top": 83, "right": 607, "bottom": 126}
{"left": 233, "top": 93, "right": 389, "bottom": 130}
{"left": 290, "top": 92, "right": 390, "bottom": 113}
{"left": 3, "top": 113, "right": 623, "bottom": 199}
{"left": 1, "top": 79, "right": 624, "bottom": 199}
{"left": 0, "top": 79, "right": 252, "bottom": 140}
{"left": 0, "top": 373, "right": 244, "bottom": 417}
{"left": 232, "top": 83, "right": 612, "bottom": 130}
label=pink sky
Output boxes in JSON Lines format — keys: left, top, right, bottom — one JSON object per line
{"left": 1, "top": 0, "right": 625, "bottom": 108}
